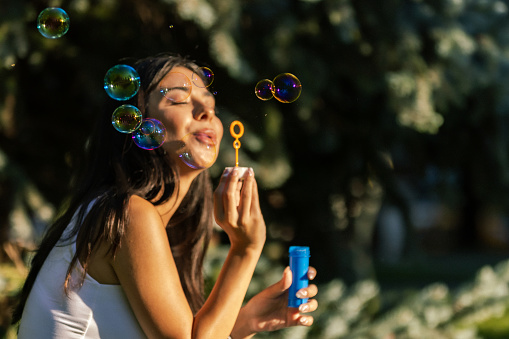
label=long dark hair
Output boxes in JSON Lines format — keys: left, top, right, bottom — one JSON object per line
{"left": 12, "top": 54, "right": 214, "bottom": 323}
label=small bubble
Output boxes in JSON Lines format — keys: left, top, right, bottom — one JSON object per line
{"left": 169, "top": 25, "right": 174, "bottom": 28}
{"left": 272, "top": 73, "right": 302, "bottom": 103}
{"left": 140, "top": 120, "right": 156, "bottom": 135}
{"left": 111, "top": 105, "right": 142, "bottom": 133}
{"left": 104, "top": 64, "right": 141, "bottom": 101}
{"left": 255, "top": 79, "right": 274, "bottom": 101}
{"left": 132, "top": 118, "right": 166, "bottom": 150}
{"left": 192, "top": 67, "right": 214, "bottom": 88}
{"left": 37, "top": 7, "right": 70, "bottom": 39}
{"left": 177, "top": 132, "right": 217, "bottom": 169}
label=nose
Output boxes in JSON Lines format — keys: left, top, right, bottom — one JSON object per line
{"left": 193, "top": 104, "right": 215, "bottom": 121}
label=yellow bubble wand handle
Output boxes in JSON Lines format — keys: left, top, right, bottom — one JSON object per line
{"left": 230, "top": 121, "right": 244, "bottom": 167}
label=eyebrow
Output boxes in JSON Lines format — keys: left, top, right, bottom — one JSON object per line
{"left": 160, "top": 86, "right": 191, "bottom": 92}
{"left": 203, "top": 90, "right": 215, "bottom": 99}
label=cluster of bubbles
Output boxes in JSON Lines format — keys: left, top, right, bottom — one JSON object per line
{"left": 106, "top": 64, "right": 217, "bottom": 169}
{"left": 104, "top": 64, "right": 166, "bottom": 150}
{"left": 35, "top": 9, "right": 297, "bottom": 164}
{"left": 255, "top": 73, "right": 302, "bottom": 103}
{"left": 37, "top": 7, "right": 70, "bottom": 39}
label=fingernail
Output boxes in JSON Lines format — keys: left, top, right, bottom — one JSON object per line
{"left": 223, "top": 168, "right": 231, "bottom": 176}
{"left": 299, "top": 317, "right": 309, "bottom": 325}
{"left": 296, "top": 290, "right": 308, "bottom": 298}
{"left": 299, "top": 304, "right": 309, "bottom": 312}
{"left": 248, "top": 167, "right": 254, "bottom": 176}
{"left": 232, "top": 167, "right": 239, "bottom": 176}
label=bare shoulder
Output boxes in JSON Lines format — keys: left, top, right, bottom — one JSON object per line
{"left": 126, "top": 195, "right": 163, "bottom": 228}
{"left": 116, "top": 195, "right": 168, "bottom": 252}
{"left": 88, "top": 195, "right": 163, "bottom": 284}
{"left": 128, "top": 194, "right": 157, "bottom": 214}
{"left": 113, "top": 194, "right": 170, "bottom": 266}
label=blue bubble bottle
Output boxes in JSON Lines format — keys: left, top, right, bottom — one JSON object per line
{"left": 288, "top": 246, "right": 310, "bottom": 308}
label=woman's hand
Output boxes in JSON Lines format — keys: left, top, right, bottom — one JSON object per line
{"left": 231, "top": 267, "right": 318, "bottom": 338}
{"left": 214, "top": 167, "right": 266, "bottom": 253}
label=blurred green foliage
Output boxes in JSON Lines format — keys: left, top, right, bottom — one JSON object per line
{"left": 3, "top": 0, "right": 509, "bottom": 337}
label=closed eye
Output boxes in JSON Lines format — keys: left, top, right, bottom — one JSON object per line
{"left": 160, "top": 87, "right": 191, "bottom": 103}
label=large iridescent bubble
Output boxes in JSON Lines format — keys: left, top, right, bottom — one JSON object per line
{"left": 104, "top": 64, "right": 141, "bottom": 101}
{"left": 37, "top": 7, "right": 70, "bottom": 39}
{"left": 272, "top": 73, "right": 302, "bottom": 103}
{"left": 111, "top": 105, "right": 142, "bottom": 133}
{"left": 132, "top": 119, "right": 166, "bottom": 150}
{"left": 177, "top": 132, "right": 217, "bottom": 169}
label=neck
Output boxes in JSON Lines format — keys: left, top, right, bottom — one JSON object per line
{"left": 155, "top": 167, "right": 203, "bottom": 226}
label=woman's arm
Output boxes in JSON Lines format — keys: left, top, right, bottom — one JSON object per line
{"left": 111, "top": 195, "right": 194, "bottom": 338}
{"left": 111, "top": 168, "right": 266, "bottom": 339}
{"left": 194, "top": 167, "right": 266, "bottom": 337}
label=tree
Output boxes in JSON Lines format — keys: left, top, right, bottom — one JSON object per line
{"left": 2, "top": 0, "right": 509, "bottom": 287}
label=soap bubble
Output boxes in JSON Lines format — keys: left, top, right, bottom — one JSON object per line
{"left": 177, "top": 132, "right": 217, "bottom": 169}
{"left": 255, "top": 79, "right": 274, "bottom": 101}
{"left": 159, "top": 72, "right": 193, "bottom": 103}
{"left": 191, "top": 67, "right": 214, "bottom": 88}
{"left": 104, "top": 64, "right": 141, "bottom": 101}
{"left": 272, "top": 73, "right": 302, "bottom": 103}
{"left": 37, "top": 7, "right": 70, "bottom": 39}
{"left": 132, "top": 118, "right": 166, "bottom": 150}
{"left": 111, "top": 105, "right": 142, "bottom": 133}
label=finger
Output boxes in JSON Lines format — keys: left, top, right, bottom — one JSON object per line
{"left": 260, "top": 267, "right": 292, "bottom": 299}
{"left": 248, "top": 169, "right": 261, "bottom": 215}
{"left": 307, "top": 266, "right": 317, "bottom": 280}
{"left": 213, "top": 168, "right": 232, "bottom": 221}
{"left": 298, "top": 299, "right": 318, "bottom": 313}
{"left": 296, "top": 284, "right": 318, "bottom": 299}
{"left": 224, "top": 167, "right": 241, "bottom": 223}
{"left": 281, "top": 266, "right": 293, "bottom": 291}
{"left": 238, "top": 169, "right": 254, "bottom": 217}
{"left": 298, "top": 315, "right": 314, "bottom": 327}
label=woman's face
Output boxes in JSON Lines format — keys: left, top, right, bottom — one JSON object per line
{"left": 147, "top": 66, "right": 223, "bottom": 171}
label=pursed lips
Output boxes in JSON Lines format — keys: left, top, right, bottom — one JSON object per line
{"left": 193, "top": 129, "right": 217, "bottom": 146}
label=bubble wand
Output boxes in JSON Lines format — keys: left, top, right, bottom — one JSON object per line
{"left": 230, "top": 120, "right": 244, "bottom": 167}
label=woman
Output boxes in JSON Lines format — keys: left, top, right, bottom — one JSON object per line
{"left": 11, "top": 54, "right": 318, "bottom": 338}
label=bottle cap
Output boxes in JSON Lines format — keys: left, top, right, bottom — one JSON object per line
{"left": 289, "top": 246, "right": 310, "bottom": 257}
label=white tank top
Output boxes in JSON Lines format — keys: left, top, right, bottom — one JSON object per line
{"left": 18, "top": 206, "right": 147, "bottom": 339}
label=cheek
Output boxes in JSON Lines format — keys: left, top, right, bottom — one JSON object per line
{"left": 216, "top": 119, "right": 224, "bottom": 140}
{"left": 163, "top": 121, "right": 181, "bottom": 142}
